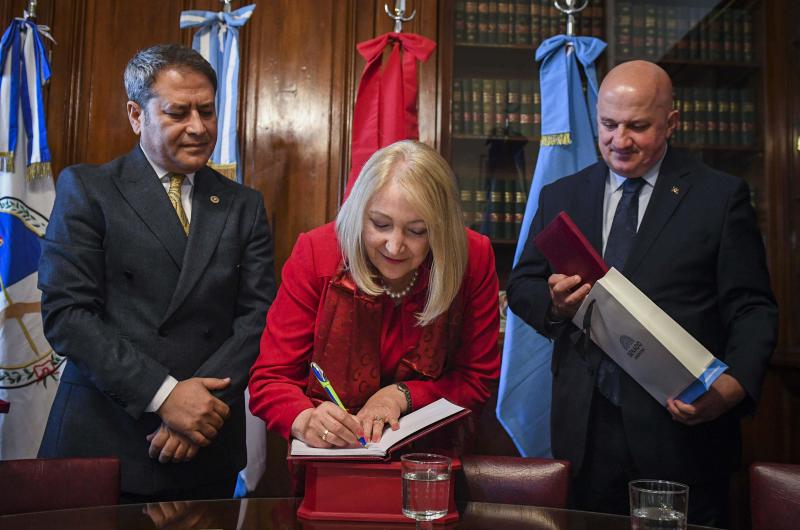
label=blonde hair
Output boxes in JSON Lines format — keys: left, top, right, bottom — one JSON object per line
{"left": 336, "top": 140, "right": 468, "bottom": 326}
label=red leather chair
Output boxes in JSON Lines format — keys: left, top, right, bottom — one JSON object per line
{"left": 455, "top": 455, "right": 570, "bottom": 508}
{"left": 0, "top": 457, "right": 120, "bottom": 515}
{"left": 750, "top": 462, "right": 800, "bottom": 530}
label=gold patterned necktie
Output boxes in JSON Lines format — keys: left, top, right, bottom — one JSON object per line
{"left": 167, "top": 173, "right": 190, "bottom": 235}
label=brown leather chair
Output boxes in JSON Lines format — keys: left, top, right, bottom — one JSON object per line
{"left": 455, "top": 455, "right": 570, "bottom": 508}
{"left": 0, "top": 457, "right": 120, "bottom": 515}
{"left": 750, "top": 462, "right": 800, "bottom": 530}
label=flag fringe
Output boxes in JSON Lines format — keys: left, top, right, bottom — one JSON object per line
{"left": 209, "top": 162, "right": 237, "bottom": 181}
{"left": 540, "top": 132, "right": 572, "bottom": 146}
{"left": 26, "top": 162, "right": 52, "bottom": 181}
{"left": 0, "top": 152, "right": 15, "bottom": 172}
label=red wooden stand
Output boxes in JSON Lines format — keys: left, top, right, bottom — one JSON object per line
{"left": 297, "top": 459, "right": 460, "bottom": 524}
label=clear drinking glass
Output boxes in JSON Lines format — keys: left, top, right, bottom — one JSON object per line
{"left": 401, "top": 453, "right": 452, "bottom": 530}
{"left": 629, "top": 479, "right": 689, "bottom": 530}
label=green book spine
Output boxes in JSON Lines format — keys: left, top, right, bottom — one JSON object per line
{"left": 732, "top": 9, "right": 743, "bottom": 62}
{"left": 514, "top": 0, "right": 531, "bottom": 46}
{"left": 676, "top": 8, "right": 690, "bottom": 60}
{"left": 665, "top": 7, "right": 679, "bottom": 58}
{"left": 482, "top": 78, "right": 496, "bottom": 136}
{"left": 673, "top": 88, "right": 684, "bottom": 144}
{"left": 507, "top": 79, "right": 521, "bottom": 136}
{"left": 699, "top": 12, "right": 710, "bottom": 61}
{"left": 514, "top": 189, "right": 526, "bottom": 238}
{"left": 741, "top": 88, "right": 755, "bottom": 146}
{"left": 632, "top": 4, "right": 645, "bottom": 58}
{"left": 489, "top": 176, "right": 505, "bottom": 239}
{"left": 742, "top": 10, "right": 753, "bottom": 62}
{"left": 474, "top": 183, "right": 488, "bottom": 234}
{"left": 656, "top": 5, "right": 667, "bottom": 59}
{"left": 455, "top": 0, "right": 467, "bottom": 43}
{"left": 465, "top": 1, "right": 479, "bottom": 44}
{"left": 729, "top": 90, "right": 741, "bottom": 146}
{"left": 680, "top": 90, "right": 694, "bottom": 144}
{"left": 452, "top": 79, "right": 465, "bottom": 135}
{"left": 533, "top": 78, "right": 541, "bottom": 139}
{"left": 487, "top": 0, "right": 498, "bottom": 44}
{"left": 706, "top": 87, "right": 718, "bottom": 145}
{"left": 616, "top": 2, "right": 633, "bottom": 58}
{"left": 708, "top": 9, "right": 721, "bottom": 61}
{"left": 717, "top": 88, "right": 730, "bottom": 146}
{"left": 644, "top": 5, "right": 657, "bottom": 60}
{"left": 693, "top": 87, "right": 706, "bottom": 145}
{"left": 497, "top": 0, "right": 511, "bottom": 44}
{"left": 462, "top": 78, "right": 474, "bottom": 136}
{"left": 471, "top": 78, "right": 483, "bottom": 136}
{"left": 458, "top": 173, "right": 474, "bottom": 226}
{"left": 478, "top": 1, "right": 491, "bottom": 44}
{"left": 494, "top": 79, "right": 508, "bottom": 136}
{"left": 689, "top": 8, "right": 703, "bottom": 60}
{"left": 722, "top": 10, "right": 734, "bottom": 61}
{"left": 519, "top": 80, "right": 534, "bottom": 138}
{"left": 504, "top": 178, "right": 515, "bottom": 240}
{"left": 591, "top": 0, "right": 604, "bottom": 39}
{"left": 528, "top": 0, "right": 540, "bottom": 48}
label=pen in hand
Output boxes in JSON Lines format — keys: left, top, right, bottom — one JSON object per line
{"left": 310, "top": 362, "right": 368, "bottom": 447}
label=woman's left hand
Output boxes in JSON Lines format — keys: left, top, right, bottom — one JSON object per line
{"left": 356, "top": 384, "right": 407, "bottom": 443}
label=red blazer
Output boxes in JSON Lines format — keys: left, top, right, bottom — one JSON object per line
{"left": 249, "top": 222, "right": 500, "bottom": 439}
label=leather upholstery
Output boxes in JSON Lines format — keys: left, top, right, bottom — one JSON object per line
{"left": 0, "top": 457, "right": 119, "bottom": 515}
{"left": 750, "top": 462, "right": 800, "bottom": 530}
{"left": 455, "top": 455, "right": 570, "bottom": 508}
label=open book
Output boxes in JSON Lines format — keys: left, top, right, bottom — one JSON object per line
{"left": 288, "top": 398, "right": 468, "bottom": 459}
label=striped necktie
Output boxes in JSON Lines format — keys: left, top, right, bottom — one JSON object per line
{"left": 167, "top": 173, "right": 189, "bottom": 235}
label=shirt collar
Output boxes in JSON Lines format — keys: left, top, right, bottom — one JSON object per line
{"left": 140, "top": 144, "right": 196, "bottom": 186}
{"left": 608, "top": 145, "right": 667, "bottom": 192}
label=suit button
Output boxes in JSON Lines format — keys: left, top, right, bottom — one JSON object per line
{"left": 158, "top": 329, "right": 167, "bottom": 337}
{"left": 203, "top": 329, "right": 212, "bottom": 339}
{"left": 123, "top": 269, "right": 133, "bottom": 279}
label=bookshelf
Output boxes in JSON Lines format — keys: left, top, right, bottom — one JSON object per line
{"left": 441, "top": 0, "right": 768, "bottom": 286}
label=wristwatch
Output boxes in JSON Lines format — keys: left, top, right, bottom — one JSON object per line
{"left": 396, "top": 382, "right": 412, "bottom": 414}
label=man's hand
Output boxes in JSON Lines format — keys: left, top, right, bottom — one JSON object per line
{"left": 667, "top": 373, "right": 746, "bottom": 426}
{"left": 146, "top": 423, "right": 199, "bottom": 463}
{"left": 290, "top": 402, "right": 365, "bottom": 449}
{"left": 548, "top": 273, "right": 592, "bottom": 320}
{"left": 356, "top": 384, "right": 406, "bottom": 443}
{"left": 157, "top": 377, "right": 231, "bottom": 446}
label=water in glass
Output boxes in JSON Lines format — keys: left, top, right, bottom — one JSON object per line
{"left": 401, "top": 469, "right": 450, "bottom": 521}
{"left": 631, "top": 506, "right": 687, "bottom": 530}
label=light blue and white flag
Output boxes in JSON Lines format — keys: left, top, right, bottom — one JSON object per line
{"left": 496, "top": 35, "right": 606, "bottom": 458}
{"left": 0, "top": 17, "right": 61, "bottom": 459}
{"left": 180, "top": 4, "right": 255, "bottom": 183}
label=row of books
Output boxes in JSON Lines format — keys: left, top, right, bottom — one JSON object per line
{"left": 615, "top": 2, "right": 754, "bottom": 63}
{"left": 452, "top": 78, "right": 541, "bottom": 139}
{"left": 454, "top": 0, "right": 605, "bottom": 47}
{"left": 673, "top": 87, "right": 756, "bottom": 147}
{"left": 458, "top": 175, "right": 528, "bottom": 240}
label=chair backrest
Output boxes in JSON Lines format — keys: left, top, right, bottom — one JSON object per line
{"left": 750, "top": 462, "right": 800, "bottom": 530}
{"left": 455, "top": 455, "right": 570, "bottom": 508}
{"left": 0, "top": 457, "right": 120, "bottom": 515}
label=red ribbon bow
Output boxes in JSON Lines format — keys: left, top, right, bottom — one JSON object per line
{"left": 345, "top": 32, "right": 436, "bottom": 199}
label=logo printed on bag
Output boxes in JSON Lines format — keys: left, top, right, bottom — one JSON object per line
{"left": 619, "top": 335, "right": 645, "bottom": 360}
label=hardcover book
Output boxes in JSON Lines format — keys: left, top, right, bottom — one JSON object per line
{"left": 534, "top": 211, "right": 608, "bottom": 285}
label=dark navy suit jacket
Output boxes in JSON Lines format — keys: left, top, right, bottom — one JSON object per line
{"left": 38, "top": 146, "right": 275, "bottom": 494}
{"left": 508, "top": 148, "right": 777, "bottom": 482}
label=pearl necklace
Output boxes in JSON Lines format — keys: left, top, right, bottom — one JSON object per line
{"left": 383, "top": 270, "right": 418, "bottom": 300}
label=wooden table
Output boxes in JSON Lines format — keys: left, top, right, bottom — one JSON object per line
{"left": 0, "top": 498, "right": 717, "bottom": 529}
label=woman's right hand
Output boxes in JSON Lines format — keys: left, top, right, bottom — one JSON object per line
{"left": 290, "top": 402, "right": 366, "bottom": 448}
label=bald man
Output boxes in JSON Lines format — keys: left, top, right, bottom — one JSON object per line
{"left": 507, "top": 61, "right": 777, "bottom": 526}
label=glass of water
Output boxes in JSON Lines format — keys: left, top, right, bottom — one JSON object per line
{"left": 401, "top": 453, "right": 451, "bottom": 529}
{"left": 629, "top": 479, "right": 689, "bottom": 530}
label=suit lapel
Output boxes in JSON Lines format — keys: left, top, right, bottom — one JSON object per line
{"left": 161, "top": 167, "right": 235, "bottom": 324}
{"left": 573, "top": 162, "right": 607, "bottom": 255}
{"left": 625, "top": 149, "right": 692, "bottom": 276}
{"left": 114, "top": 146, "right": 187, "bottom": 269}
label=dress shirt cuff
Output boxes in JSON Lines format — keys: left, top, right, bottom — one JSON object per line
{"left": 145, "top": 375, "right": 179, "bottom": 413}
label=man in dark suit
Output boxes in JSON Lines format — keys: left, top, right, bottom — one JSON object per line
{"left": 38, "top": 44, "right": 275, "bottom": 502}
{"left": 507, "top": 60, "right": 777, "bottom": 527}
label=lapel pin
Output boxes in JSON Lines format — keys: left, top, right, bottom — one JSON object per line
{"left": 671, "top": 186, "right": 680, "bottom": 195}
{"left": 210, "top": 195, "right": 220, "bottom": 204}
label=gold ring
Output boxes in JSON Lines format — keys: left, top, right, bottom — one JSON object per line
{"left": 373, "top": 417, "right": 384, "bottom": 423}
{"left": 321, "top": 429, "right": 329, "bottom": 442}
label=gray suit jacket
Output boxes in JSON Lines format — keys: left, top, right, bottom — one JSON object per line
{"left": 38, "top": 146, "right": 275, "bottom": 494}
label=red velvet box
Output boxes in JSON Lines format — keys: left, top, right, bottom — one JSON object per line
{"left": 297, "top": 458, "right": 461, "bottom": 524}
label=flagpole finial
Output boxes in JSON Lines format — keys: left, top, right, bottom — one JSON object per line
{"left": 384, "top": 1, "right": 415, "bottom": 33}
{"left": 25, "top": 0, "right": 38, "bottom": 21}
{"left": 554, "top": 0, "right": 588, "bottom": 37}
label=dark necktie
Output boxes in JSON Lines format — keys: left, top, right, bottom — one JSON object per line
{"left": 596, "top": 177, "right": 646, "bottom": 405}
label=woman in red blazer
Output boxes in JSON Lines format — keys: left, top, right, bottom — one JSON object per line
{"left": 249, "top": 140, "right": 500, "bottom": 448}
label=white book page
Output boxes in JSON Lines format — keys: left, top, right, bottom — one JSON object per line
{"left": 290, "top": 398, "right": 465, "bottom": 457}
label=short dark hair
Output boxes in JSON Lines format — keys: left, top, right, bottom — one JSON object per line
{"left": 124, "top": 43, "right": 217, "bottom": 108}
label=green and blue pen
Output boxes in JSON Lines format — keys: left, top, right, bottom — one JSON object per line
{"left": 310, "top": 361, "right": 367, "bottom": 447}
